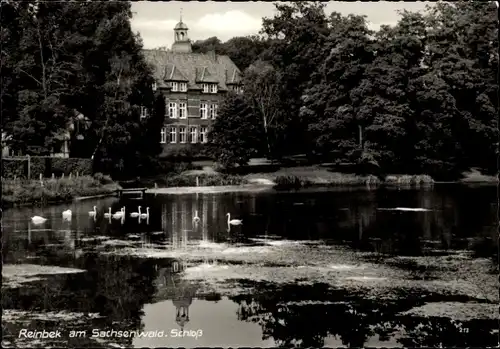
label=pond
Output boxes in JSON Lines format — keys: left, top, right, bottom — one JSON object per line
{"left": 2, "top": 185, "right": 498, "bottom": 348}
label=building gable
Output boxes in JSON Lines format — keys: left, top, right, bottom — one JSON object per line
{"left": 143, "top": 49, "right": 241, "bottom": 91}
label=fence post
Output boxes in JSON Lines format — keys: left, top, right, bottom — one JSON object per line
{"left": 196, "top": 176, "right": 199, "bottom": 187}
{"left": 52, "top": 173, "right": 55, "bottom": 180}
{"left": 62, "top": 173, "right": 65, "bottom": 179}
{"left": 39, "top": 173, "right": 43, "bottom": 187}
{"left": 69, "top": 173, "right": 72, "bottom": 179}
{"left": 27, "top": 155, "right": 31, "bottom": 179}
{"left": 76, "top": 171, "right": 79, "bottom": 177}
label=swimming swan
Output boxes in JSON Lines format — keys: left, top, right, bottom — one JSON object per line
{"left": 31, "top": 216, "right": 47, "bottom": 225}
{"left": 130, "top": 206, "right": 141, "bottom": 218}
{"left": 112, "top": 207, "right": 125, "bottom": 219}
{"left": 193, "top": 210, "right": 200, "bottom": 223}
{"left": 103, "top": 207, "right": 112, "bottom": 218}
{"left": 62, "top": 209, "right": 72, "bottom": 220}
{"left": 139, "top": 207, "right": 149, "bottom": 219}
{"left": 226, "top": 213, "right": 242, "bottom": 226}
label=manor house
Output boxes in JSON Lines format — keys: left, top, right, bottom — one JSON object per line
{"left": 142, "top": 19, "right": 243, "bottom": 152}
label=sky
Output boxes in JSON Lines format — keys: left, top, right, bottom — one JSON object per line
{"left": 131, "top": 1, "right": 432, "bottom": 50}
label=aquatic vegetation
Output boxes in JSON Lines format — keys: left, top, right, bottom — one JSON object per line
{"left": 2, "top": 176, "right": 120, "bottom": 207}
{"left": 153, "top": 172, "right": 249, "bottom": 188}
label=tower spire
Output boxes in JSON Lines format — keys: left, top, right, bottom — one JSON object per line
{"left": 180, "top": 7, "right": 183, "bottom": 22}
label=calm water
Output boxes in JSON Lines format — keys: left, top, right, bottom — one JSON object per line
{"left": 2, "top": 185, "right": 498, "bottom": 348}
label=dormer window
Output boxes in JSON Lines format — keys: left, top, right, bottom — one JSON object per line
{"left": 179, "top": 82, "right": 188, "bottom": 92}
{"left": 202, "top": 83, "right": 217, "bottom": 94}
{"left": 152, "top": 82, "right": 157, "bottom": 91}
{"left": 171, "top": 82, "right": 178, "bottom": 92}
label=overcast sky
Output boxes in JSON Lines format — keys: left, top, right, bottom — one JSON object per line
{"left": 131, "top": 1, "right": 432, "bottom": 49}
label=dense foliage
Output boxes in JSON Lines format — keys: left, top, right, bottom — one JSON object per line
{"left": 207, "top": 93, "right": 263, "bottom": 168}
{"left": 1, "top": 1, "right": 163, "bottom": 178}
{"left": 210, "top": 2, "right": 498, "bottom": 179}
{"left": 192, "top": 35, "right": 271, "bottom": 71}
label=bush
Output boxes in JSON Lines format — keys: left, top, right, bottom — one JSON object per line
{"left": 274, "top": 175, "right": 313, "bottom": 189}
{"left": 384, "top": 174, "right": 434, "bottom": 185}
{"left": 93, "top": 172, "right": 114, "bottom": 185}
{"left": 1, "top": 156, "right": 92, "bottom": 179}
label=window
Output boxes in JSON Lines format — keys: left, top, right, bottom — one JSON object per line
{"left": 210, "top": 84, "right": 218, "bottom": 94}
{"left": 209, "top": 104, "right": 218, "bottom": 119}
{"left": 179, "top": 82, "right": 188, "bottom": 92}
{"left": 152, "top": 82, "right": 157, "bottom": 91}
{"left": 140, "top": 106, "right": 148, "bottom": 119}
{"left": 169, "top": 102, "right": 177, "bottom": 118}
{"left": 189, "top": 127, "right": 197, "bottom": 144}
{"left": 179, "top": 126, "right": 187, "bottom": 143}
{"left": 160, "top": 127, "right": 167, "bottom": 143}
{"left": 200, "top": 103, "right": 208, "bottom": 119}
{"left": 169, "top": 126, "right": 177, "bottom": 143}
{"left": 200, "top": 127, "right": 208, "bottom": 144}
{"left": 179, "top": 102, "right": 187, "bottom": 119}
{"left": 171, "top": 82, "right": 178, "bottom": 92}
{"left": 202, "top": 83, "right": 210, "bottom": 93}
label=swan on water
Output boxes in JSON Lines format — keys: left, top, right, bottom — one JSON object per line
{"left": 89, "top": 206, "right": 97, "bottom": 217}
{"left": 31, "top": 216, "right": 47, "bottom": 225}
{"left": 226, "top": 213, "right": 243, "bottom": 226}
{"left": 193, "top": 210, "right": 200, "bottom": 223}
{"left": 112, "top": 207, "right": 125, "bottom": 219}
{"left": 130, "top": 206, "right": 141, "bottom": 218}
{"left": 139, "top": 207, "right": 149, "bottom": 219}
{"left": 62, "top": 209, "right": 72, "bottom": 220}
{"left": 103, "top": 207, "right": 112, "bottom": 218}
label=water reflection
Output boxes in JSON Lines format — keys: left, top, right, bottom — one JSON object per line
{"left": 2, "top": 186, "right": 497, "bottom": 348}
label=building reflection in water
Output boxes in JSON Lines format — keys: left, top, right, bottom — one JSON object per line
{"left": 165, "top": 195, "right": 217, "bottom": 248}
{"left": 154, "top": 259, "right": 198, "bottom": 331}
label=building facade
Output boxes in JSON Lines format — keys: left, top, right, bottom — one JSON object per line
{"left": 142, "top": 19, "right": 243, "bottom": 154}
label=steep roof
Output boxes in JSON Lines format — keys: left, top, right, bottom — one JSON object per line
{"left": 143, "top": 50, "right": 242, "bottom": 91}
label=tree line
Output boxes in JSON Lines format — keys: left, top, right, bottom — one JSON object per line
{"left": 207, "top": 2, "right": 498, "bottom": 179}
{"left": 1, "top": 1, "right": 165, "bottom": 177}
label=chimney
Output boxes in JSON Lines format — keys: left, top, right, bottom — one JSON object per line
{"left": 207, "top": 50, "right": 217, "bottom": 61}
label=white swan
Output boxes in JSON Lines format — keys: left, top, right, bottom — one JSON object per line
{"left": 89, "top": 206, "right": 97, "bottom": 217}
{"left": 103, "top": 207, "right": 112, "bottom": 218}
{"left": 62, "top": 209, "right": 72, "bottom": 220}
{"left": 226, "top": 213, "right": 243, "bottom": 226}
{"left": 193, "top": 210, "right": 200, "bottom": 223}
{"left": 139, "top": 207, "right": 149, "bottom": 219}
{"left": 31, "top": 216, "right": 47, "bottom": 225}
{"left": 130, "top": 206, "right": 141, "bottom": 218}
{"left": 112, "top": 207, "right": 125, "bottom": 219}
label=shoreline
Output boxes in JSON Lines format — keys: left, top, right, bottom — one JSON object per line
{"left": 3, "top": 170, "right": 495, "bottom": 208}
{"left": 145, "top": 179, "right": 496, "bottom": 195}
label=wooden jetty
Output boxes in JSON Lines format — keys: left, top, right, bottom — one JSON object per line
{"left": 116, "top": 188, "right": 147, "bottom": 199}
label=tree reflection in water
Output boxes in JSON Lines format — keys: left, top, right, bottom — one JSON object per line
{"left": 230, "top": 283, "right": 497, "bottom": 348}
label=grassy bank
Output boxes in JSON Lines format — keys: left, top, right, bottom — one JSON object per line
{"left": 139, "top": 163, "right": 495, "bottom": 191}
{"left": 243, "top": 166, "right": 435, "bottom": 189}
{"left": 2, "top": 175, "right": 121, "bottom": 207}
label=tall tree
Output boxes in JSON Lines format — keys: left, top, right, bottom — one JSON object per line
{"left": 261, "top": 2, "right": 330, "bottom": 156}
{"left": 208, "top": 93, "right": 263, "bottom": 168}
{"left": 301, "top": 13, "right": 376, "bottom": 164}
{"left": 243, "top": 60, "right": 282, "bottom": 159}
